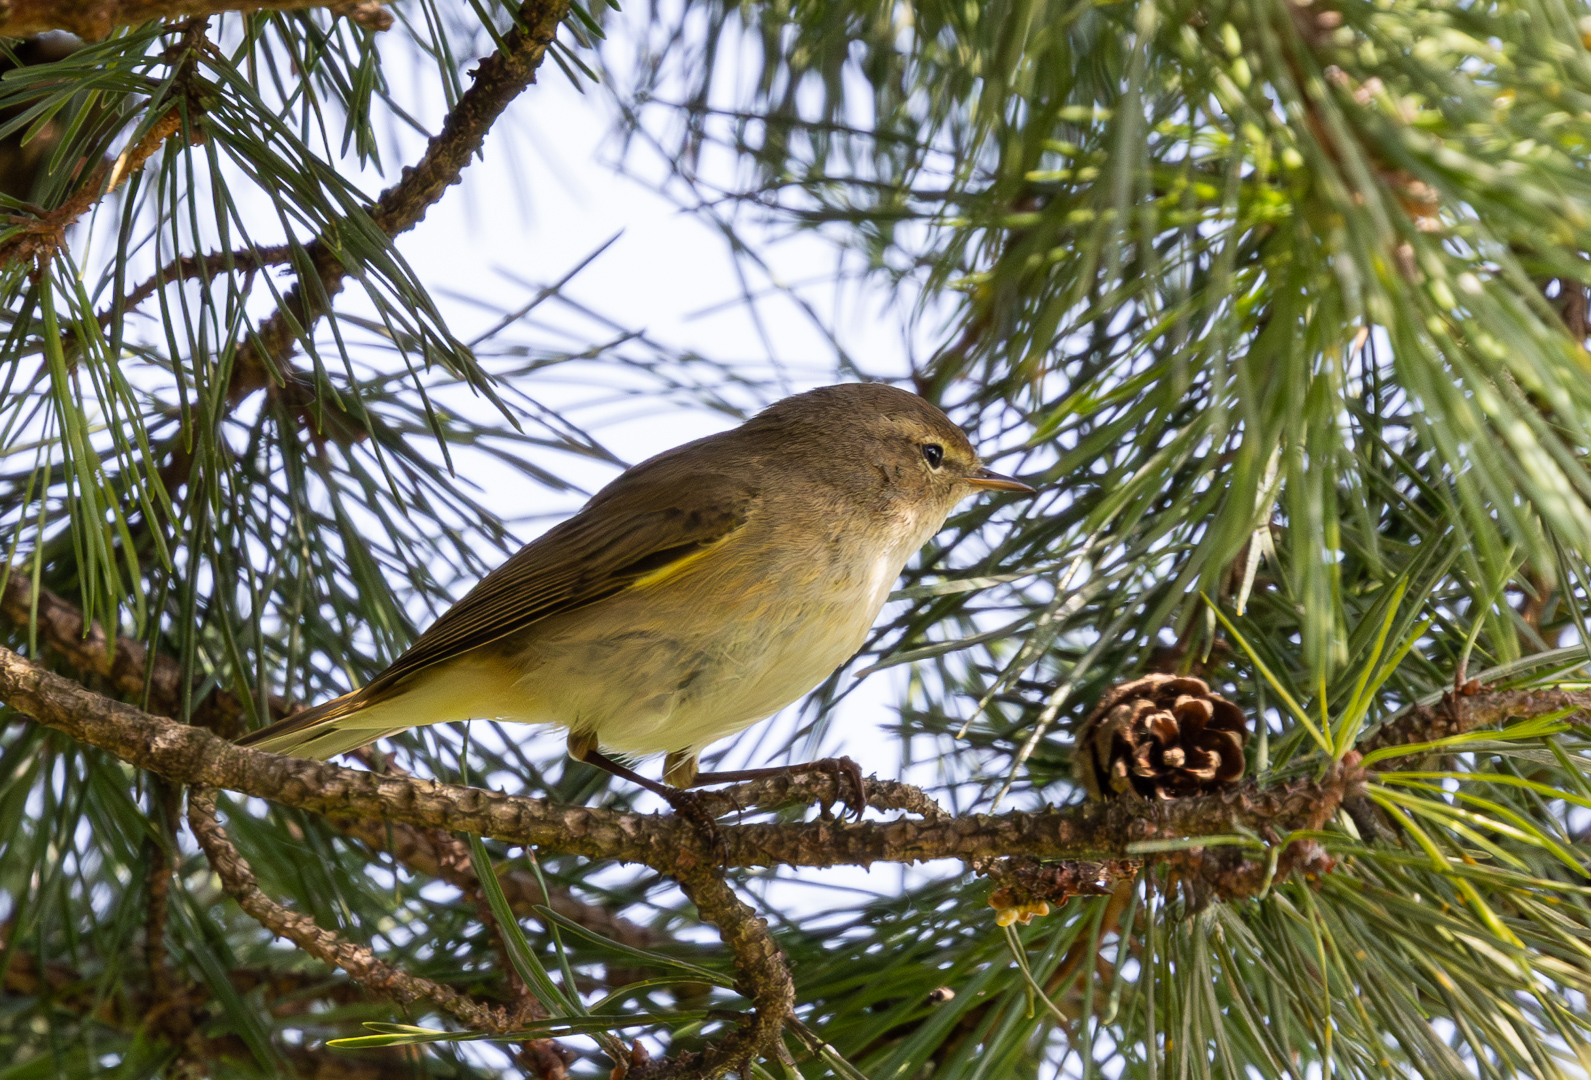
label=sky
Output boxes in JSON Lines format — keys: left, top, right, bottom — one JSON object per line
{"left": 379, "top": 10, "right": 921, "bottom": 455}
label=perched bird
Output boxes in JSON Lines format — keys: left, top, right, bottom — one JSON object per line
{"left": 239, "top": 383, "right": 1032, "bottom": 808}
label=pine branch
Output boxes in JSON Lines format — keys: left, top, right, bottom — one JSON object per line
{"left": 0, "top": 572, "right": 662, "bottom": 952}
{"left": 223, "top": 0, "right": 572, "bottom": 414}
{"left": 0, "top": 0, "right": 390, "bottom": 39}
{"left": 0, "top": 637, "right": 1370, "bottom": 1079}
{"left": 9, "top": 635, "right": 1586, "bottom": 1073}
{"left": 10, "top": 596, "right": 1579, "bottom": 880}
{"left": 1359, "top": 685, "right": 1591, "bottom": 759}
{"left": 188, "top": 786, "right": 522, "bottom": 1035}
{"left": 0, "top": 641, "right": 1360, "bottom": 875}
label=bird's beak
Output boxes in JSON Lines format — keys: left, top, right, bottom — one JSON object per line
{"left": 966, "top": 466, "right": 1036, "bottom": 494}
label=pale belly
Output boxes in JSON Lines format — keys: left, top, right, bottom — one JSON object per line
{"left": 384, "top": 539, "right": 909, "bottom": 760}
{"left": 509, "top": 612, "right": 864, "bottom": 755}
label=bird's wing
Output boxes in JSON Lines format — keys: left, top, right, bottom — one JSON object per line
{"left": 362, "top": 468, "right": 759, "bottom": 700}
{"left": 238, "top": 461, "right": 760, "bottom": 753}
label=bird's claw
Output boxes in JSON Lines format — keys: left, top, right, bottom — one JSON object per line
{"left": 662, "top": 788, "right": 729, "bottom": 865}
{"left": 816, "top": 755, "right": 868, "bottom": 821}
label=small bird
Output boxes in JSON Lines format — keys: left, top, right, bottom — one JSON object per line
{"left": 239, "top": 383, "right": 1032, "bottom": 809}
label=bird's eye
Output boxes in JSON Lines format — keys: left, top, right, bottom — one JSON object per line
{"left": 922, "top": 443, "right": 944, "bottom": 469}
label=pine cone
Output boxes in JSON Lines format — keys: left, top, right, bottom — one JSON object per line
{"left": 1074, "top": 674, "right": 1249, "bottom": 800}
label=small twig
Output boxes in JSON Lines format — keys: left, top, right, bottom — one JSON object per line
{"left": 0, "top": 111, "right": 174, "bottom": 271}
{"left": 653, "top": 867, "right": 795, "bottom": 1079}
{"left": 187, "top": 786, "right": 517, "bottom": 1035}
{"left": 0, "top": 19, "right": 210, "bottom": 272}
{"left": 223, "top": 0, "right": 572, "bottom": 412}
{"left": 102, "top": 244, "right": 292, "bottom": 327}
{"left": 143, "top": 841, "right": 173, "bottom": 993}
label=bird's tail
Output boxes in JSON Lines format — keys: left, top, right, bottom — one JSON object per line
{"left": 236, "top": 658, "right": 514, "bottom": 760}
{"left": 236, "top": 687, "right": 404, "bottom": 761}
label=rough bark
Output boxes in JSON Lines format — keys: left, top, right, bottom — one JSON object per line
{"left": 0, "top": 641, "right": 1364, "bottom": 872}
{"left": 0, "top": 0, "right": 390, "bottom": 40}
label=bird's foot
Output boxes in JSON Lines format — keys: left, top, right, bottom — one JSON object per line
{"left": 570, "top": 736, "right": 728, "bottom": 864}
{"left": 803, "top": 755, "right": 868, "bottom": 821}
{"left": 656, "top": 786, "right": 729, "bottom": 865}
{"left": 691, "top": 755, "right": 869, "bottom": 821}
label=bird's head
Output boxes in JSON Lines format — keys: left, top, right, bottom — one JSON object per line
{"left": 749, "top": 383, "right": 1034, "bottom": 520}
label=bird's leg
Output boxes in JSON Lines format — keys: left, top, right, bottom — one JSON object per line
{"left": 567, "top": 733, "right": 726, "bottom": 860}
{"left": 684, "top": 755, "right": 869, "bottom": 821}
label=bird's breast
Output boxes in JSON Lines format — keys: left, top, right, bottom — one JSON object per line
{"left": 496, "top": 503, "right": 927, "bottom": 756}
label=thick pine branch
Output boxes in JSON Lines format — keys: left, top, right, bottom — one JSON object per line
{"left": 0, "top": 572, "right": 662, "bottom": 948}
{"left": 0, "top": 641, "right": 1377, "bottom": 874}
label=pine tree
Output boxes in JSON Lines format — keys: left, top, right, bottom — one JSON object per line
{"left": 4, "top": 0, "right": 1591, "bottom": 1077}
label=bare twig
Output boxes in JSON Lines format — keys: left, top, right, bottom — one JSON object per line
{"left": 223, "top": 0, "right": 572, "bottom": 413}
{"left": 103, "top": 243, "right": 293, "bottom": 327}
{"left": 187, "top": 786, "right": 517, "bottom": 1034}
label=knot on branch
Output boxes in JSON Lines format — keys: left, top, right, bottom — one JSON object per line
{"left": 975, "top": 856, "right": 1138, "bottom": 926}
{"left": 1164, "top": 836, "right": 1336, "bottom": 911}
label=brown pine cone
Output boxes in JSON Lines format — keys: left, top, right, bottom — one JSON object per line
{"left": 1074, "top": 674, "right": 1249, "bottom": 800}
